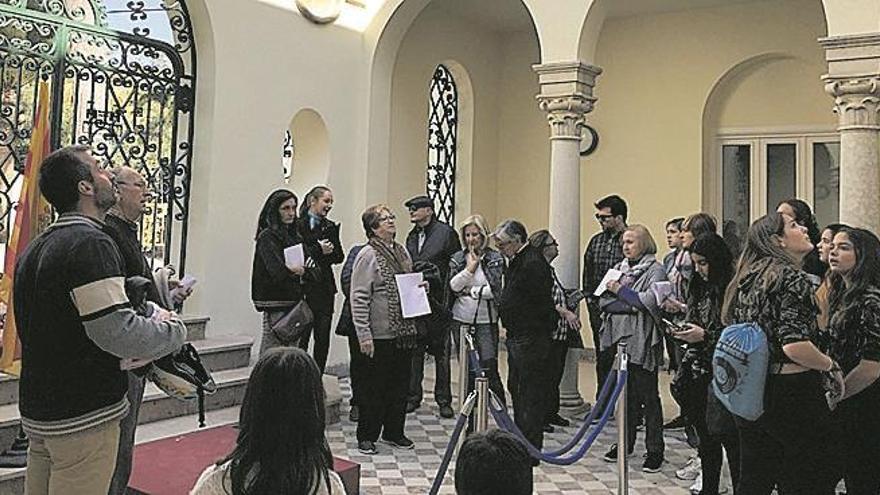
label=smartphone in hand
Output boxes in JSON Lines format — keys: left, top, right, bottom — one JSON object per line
{"left": 661, "top": 318, "right": 685, "bottom": 333}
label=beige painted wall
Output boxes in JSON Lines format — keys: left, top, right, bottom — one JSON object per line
{"left": 580, "top": 0, "right": 830, "bottom": 257}
{"left": 184, "top": 0, "right": 369, "bottom": 367}
{"left": 389, "top": 4, "right": 543, "bottom": 230}
{"left": 553, "top": 0, "right": 829, "bottom": 344}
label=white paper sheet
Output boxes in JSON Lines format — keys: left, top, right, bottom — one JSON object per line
{"left": 593, "top": 268, "right": 623, "bottom": 296}
{"left": 179, "top": 274, "right": 198, "bottom": 291}
{"left": 651, "top": 281, "right": 673, "bottom": 304}
{"left": 284, "top": 244, "right": 305, "bottom": 269}
{"left": 395, "top": 272, "right": 432, "bottom": 318}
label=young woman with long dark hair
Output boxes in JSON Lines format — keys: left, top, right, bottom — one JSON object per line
{"left": 251, "top": 189, "right": 313, "bottom": 356}
{"left": 722, "top": 212, "right": 843, "bottom": 494}
{"left": 191, "top": 347, "right": 345, "bottom": 494}
{"left": 825, "top": 227, "right": 880, "bottom": 493}
{"left": 815, "top": 223, "right": 847, "bottom": 331}
{"left": 777, "top": 198, "right": 824, "bottom": 280}
{"left": 672, "top": 233, "right": 738, "bottom": 494}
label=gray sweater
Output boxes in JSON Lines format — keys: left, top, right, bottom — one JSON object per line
{"left": 350, "top": 242, "right": 413, "bottom": 343}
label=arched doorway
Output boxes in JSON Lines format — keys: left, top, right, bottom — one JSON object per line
{"left": 0, "top": 0, "right": 197, "bottom": 272}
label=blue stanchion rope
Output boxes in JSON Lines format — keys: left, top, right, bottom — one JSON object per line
{"left": 465, "top": 346, "right": 616, "bottom": 457}
{"left": 428, "top": 395, "right": 474, "bottom": 495}
{"left": 489, "top": 369, "right": 628, "bottom": 465}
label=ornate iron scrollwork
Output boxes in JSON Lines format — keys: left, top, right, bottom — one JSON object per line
{"left": 0, "top": 0, "right": 197, "bottom": 272}
{"left": 427, "top": 64, "right": 457, "bottom": 226}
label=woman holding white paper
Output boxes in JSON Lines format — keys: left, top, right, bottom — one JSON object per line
{"left": 598, "top": 224, "right": 667, "bottom": 472}
{"left": 350, "top": 204, "right": 418, "bottom": 455}
{"left": 251, "top": 189, "right": 312, "bottom": 356}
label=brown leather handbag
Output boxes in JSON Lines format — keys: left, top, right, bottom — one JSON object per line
{"left": 271, "top": 300, "right": 314, "bottom": 344}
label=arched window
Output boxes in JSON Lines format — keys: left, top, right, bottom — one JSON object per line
{"left": 0, "top": 0, "right": 197, "bottom": 273}
{"left": 282, "top": 130, "right": 293, "bottom": 183}
{"left": 427, "top": 64, "right": 457, "bottom": 225}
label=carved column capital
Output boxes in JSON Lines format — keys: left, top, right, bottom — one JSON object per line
{"left": 533, "top": 61, "right": 602, "bottom": 140}
{"left": 536, "top": 94, "right": 596, "bottom": 139}
{"left": 824, "top": 76, "right": 880, "bottom": 131}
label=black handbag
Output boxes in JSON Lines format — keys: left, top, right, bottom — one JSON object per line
{"left": 271, "top": 300, "right": 314, "bottom": 344}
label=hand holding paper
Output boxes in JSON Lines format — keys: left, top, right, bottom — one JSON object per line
{"left": 284, "top": 244, "right": 305, "bottom": 270}
{"left": 594, "top": 268, "right": 623, "bottom": 296}
{"left": 395, "top": 272, "right": 432, "bottom": 318}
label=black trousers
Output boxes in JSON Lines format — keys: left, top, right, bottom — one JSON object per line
{"left": 357, "top": 340, "right": 413, "bottom": 442}
{"left": 625, "top": 364, "right": 665, "bottom": 456}
{"left": 408, "top": 324, "right": 452, "bottom": 407}
{"left": 545, "top": 339, "right": 568, "bottom": 421}
{"left": 506, "top": 334, "right": 550, "bottom": 450}
{"left": 831, "top": 381, "right": 880, "bottom": 495}
{"left": 299, "top": 309, "right": 332, "bottom": 373}
{"left": 692, "top": 377, "right": 740, "bottom": 495}
{"left": 736, "top": 371, "right": 836, "bottom": 495}
{"left": 587, "top": 302, "right": 615, "bottom": 401}
{"left": 346, "top": 333, "right": 365, "bottom": 407}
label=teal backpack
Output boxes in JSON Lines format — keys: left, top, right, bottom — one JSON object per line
{"left": 712, "top": 322, "right": 770, "bottom": 421}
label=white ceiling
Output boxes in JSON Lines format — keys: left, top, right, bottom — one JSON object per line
{"left": 429, "top": 0, "right": 771, "bottom": 33}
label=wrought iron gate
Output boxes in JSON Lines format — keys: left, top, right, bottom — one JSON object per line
{"left": 0, "top": 0, "right": 196, "bottom": 274}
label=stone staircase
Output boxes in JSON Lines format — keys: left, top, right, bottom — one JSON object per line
{"left": 0, "top": 317, "right": 250, "bottom": 494}
{"left": 0, "top": 316, "right": 345, "bottom": 494}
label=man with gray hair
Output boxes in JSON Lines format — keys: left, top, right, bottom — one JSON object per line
{"left": 105, "top": 166, "right": 192, "bottom": 494}
{"left": 492, "top": 219, "right": 557, "bottom": 458}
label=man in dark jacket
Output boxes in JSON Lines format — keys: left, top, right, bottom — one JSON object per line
{"left": 15, "top": 146, "right": 186, "bottom": 493}
{"left": 296, "top": 186, "right": 344, "bottom": 373}
{"left": 105, "top": 166, "right": 193, "bottom": 495}
{"left": 493, "top": 219, "right": 557, "bottom": 454}
{"left": 404, "top": 195, "right": 460, "bottom": 418}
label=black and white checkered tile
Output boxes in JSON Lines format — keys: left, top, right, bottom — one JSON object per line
{"left": 327, "top": 378, "right": 705, "bottom": 494}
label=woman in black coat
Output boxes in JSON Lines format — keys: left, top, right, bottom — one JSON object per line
{"left": 296, "top": 186, "right": 344, "bottom": 373}
{"left": 251, "top": 189, "right": 310, "bottom": 356}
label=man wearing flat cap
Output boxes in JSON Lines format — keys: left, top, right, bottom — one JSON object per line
{"left": 404, "top": 194, "right": 460, "bottom": 418}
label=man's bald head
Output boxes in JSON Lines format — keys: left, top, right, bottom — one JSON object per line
{"left": 110, "top": 166, "right": 150, "bottom": 221}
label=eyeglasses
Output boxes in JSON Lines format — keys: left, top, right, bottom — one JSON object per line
{"left": 407, "top": 205, "right": 425, "bottom": 212}
{"left": 116, "top": 180, "right": 148, "bottom": 191}
{"left": 595, "top": 214, "right": 614, "bottom": 221}
{"left": 378, "top": 214, "right": 396, "bottom": 223}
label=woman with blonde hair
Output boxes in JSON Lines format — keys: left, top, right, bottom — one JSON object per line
{"left": 447, "top": 214, "right": 506, "bottom": 406}
{"left": 599, "top": 224, "right": 668, "bottom": 472}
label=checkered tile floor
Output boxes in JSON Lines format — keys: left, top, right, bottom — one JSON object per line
{"left": 327, "top": 377, "right": 710, "bottom": 494}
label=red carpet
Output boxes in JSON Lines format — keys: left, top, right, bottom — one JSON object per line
{"left": 129, "top": 425, "right": 360, "bottom": 494}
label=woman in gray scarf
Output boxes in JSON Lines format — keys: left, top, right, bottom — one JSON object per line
{"left": 598, "top": 224, "right": 668, "bottom": 472}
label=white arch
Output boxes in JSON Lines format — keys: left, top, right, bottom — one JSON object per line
{"left": 700, "top": 52, "right": 798, "bottom": 215}
{"left": 288, "top": 109, "right": 331, "bottom": 193}
{"left": 364, "top": 0, "right": 542, "bottom": 207}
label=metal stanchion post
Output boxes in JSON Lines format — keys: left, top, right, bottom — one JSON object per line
{"left": 616, "top": 343, "right": 629, "bottom": 495}
{"left": 458, "top": 324, "right": 469, "bottom": 412}
{"left": 474, "top": 377, "right": 489, "bottom": 432}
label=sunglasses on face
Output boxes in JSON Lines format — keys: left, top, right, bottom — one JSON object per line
{"left": 595, "top": 214, "right": 614, "bottom": 221}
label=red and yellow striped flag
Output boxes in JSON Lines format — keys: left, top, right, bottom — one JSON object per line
{"left": 0, "top": 81, "right": 53, "bottom": 374}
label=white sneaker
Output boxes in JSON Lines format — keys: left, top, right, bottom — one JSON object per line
{"left": 689, "top": 472, "right": 702, "bottom": 494}
{"left": 677, "top": 455, "right": 701, "bottom": 481}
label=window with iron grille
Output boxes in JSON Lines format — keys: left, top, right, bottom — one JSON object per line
{"left": 427, "top": 64, "right": 457, "bottom": 225}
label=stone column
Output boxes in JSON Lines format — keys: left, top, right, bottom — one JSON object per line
{"left": 534, "top": 62, "right": 602, "bottom": 414}
{"left": 821, "top": 34, "right": 880, "bottom": 232}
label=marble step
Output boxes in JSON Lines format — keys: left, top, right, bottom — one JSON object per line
{"left": 0, "top": 336, "right": 253, "bottom": 408}
{"left": 0, "top": 375, "right": 344, "bottom": 495}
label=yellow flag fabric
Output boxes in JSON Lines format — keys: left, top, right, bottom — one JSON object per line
{"left": 0, "top": 81, "right": 53, "bottom": 374}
